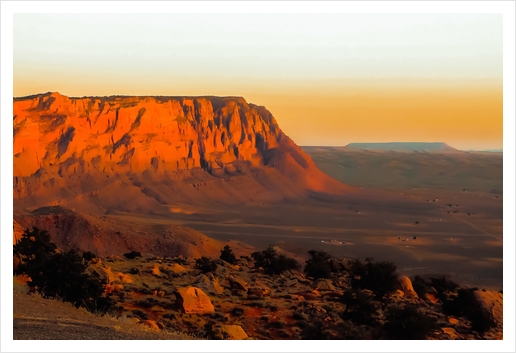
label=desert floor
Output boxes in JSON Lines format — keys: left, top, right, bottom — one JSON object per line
{"left": 107, "top": 184, "right": 502, "bottom": 290}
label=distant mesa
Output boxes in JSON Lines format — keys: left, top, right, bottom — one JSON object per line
{"left": 343, "top": 142, "right": 458, "bottom": 153}
{"left": 13, "top": 92, "right": 351, "bottom": 213}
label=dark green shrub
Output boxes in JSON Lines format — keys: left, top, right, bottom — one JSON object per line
{"left": 14, "top": 228, "right": 115, "bottom": 314}
{"left": 412, "top": 275, "right": 431, "bottom": 298}
{"left": 442, "top": 288, "right": 496, "bottom": 336}
{"left": 82, "top": 251, "right": 97, "bottom": 261}
{"left": 429, "top": 276, "right": 459, "bottom": 301}
{"left": 350, "top": 259, "right": 398, "bottom": 300}
{"left": 251, "top": 246, "right": 298, "bottom": 275}
{"left": 123, "top": 251, "right": 142, "bottom": 259}
{"left": 231, "top": 307, "right": 244, "bottom": 316}
{"left": 219, "top": 245, "right": 237, "bottom": 264}
{"left": 304, "top": 250, "right": 332, "bottom": 279}
{"left": 383, "top": 305, "right": 438, "bottom": 340}
{"left": 300, "top": 320, "right": 332, "bottom": 340}
{"left": 195, "top": 257, "right": 218, "bottom": 273}
{"left": 340, "top": 290, "right": 380, "bottom": 326}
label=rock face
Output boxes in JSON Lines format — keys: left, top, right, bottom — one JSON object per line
{"left": 397, "top": 275, "right": 418, "bottom": 298}
{"left": 174, "top": 286, "right": 215, "bottom": 314}
{"left": 13, "top": 92, "right": 350, "bottom": 213}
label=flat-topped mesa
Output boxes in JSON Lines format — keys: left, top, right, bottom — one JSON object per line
{"left": 14, "top": 92, "right": 349, "bottom": 206}
{"left": 14, "top": 92, "right": 285, "bottom": 177}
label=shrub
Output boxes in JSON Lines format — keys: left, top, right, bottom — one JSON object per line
{"left": 429, "top": 276, "right": 459, "bottom": 301}
{"left": 219, "top": 245, "right": 237, "bottom": 264}
{"left": 123, "top": 251, "right": 142, "bottom": 259}
{"left": 195, "top": 257, "right": 218, "bottom": 273}
{"left": 304, "top": 250, "right": 332, "bottom": 279}
{"left": 14, "top": 228, "right": 115, "bottom": 314}
{"left": 251, "top": 246, "right": 298, "bottom": 275}
{"left": 349, "top": 259, "right": 398, "bottom": 300}
{"left": 383, "top": 305, "right": 438, "bottom": 340}
{"left": 300, "top": 320, "right": 332, "bottom": 340}
{"left": 442, "top": 288, "right": 496, "bottom": 336}
{"left": 412, "top": 275, "right": 431, "bottom": 298}
{"left": 82, "top": 251, "right": 97, "bottom": 261}
{"left": 340, "top": 290, "right": 380, "bottom": 326}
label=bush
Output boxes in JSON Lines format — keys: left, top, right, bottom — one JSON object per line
{"left": 251, "top": 246, "right": 298, "bottom": 275}
{"left": 195, "top": 257, "right": 218, "bottom": 273}
{"left": 428, "top": 276, "right": 459, "bottom": 301}
{"left": 340, "top": 290, "right": 380, "bottom": 326}
{"left": 412, "top": 275, "right": 431, "bottom": 298}
{"left": 219, "top": 245, "right": 237, "bottom": 264}
{"left": 383, "top": 305, "right": 438, "bottom": 340}
{"left": 82, "top": 251, "right": 97, "bottom": 261}
{"left": 300, "top": 320, "right": 332, "bottom": 340}
{"left": 123, "top": 251, "right": 142, "bottom": 259}
{"left": 304, "top": 250, "right": 332, "bottom": 279}
{"left": 14, "top": 228, "right": 116, "bottom": 314}
{"left": 442, "top": 288, "right": 496, "bottom": 336}
{"left": 349, "top": 259, "right": 398, "bottom": 300}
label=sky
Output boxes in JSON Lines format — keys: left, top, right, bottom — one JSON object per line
{"left": 13, "top": 13, "right": 503, "bottom": 150}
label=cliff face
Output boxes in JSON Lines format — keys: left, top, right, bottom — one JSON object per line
{"left": 14, "top": 92, "right": 349, "bottom": 212}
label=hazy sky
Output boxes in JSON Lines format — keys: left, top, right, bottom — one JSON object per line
{"left": 14, "top": 13, "right": 503, "bottom": 150}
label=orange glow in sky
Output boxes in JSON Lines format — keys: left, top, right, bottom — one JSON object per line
{"left": 13, "top": 13, "right": 503, "bottom": 150}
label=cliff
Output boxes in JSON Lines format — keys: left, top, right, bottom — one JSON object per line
{"left": 13, "top": 92, "right": 349, "bottom": 213}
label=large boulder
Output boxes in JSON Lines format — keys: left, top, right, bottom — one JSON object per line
{"left": 175, "top": 286, "right": 215, "bottom": 314}
{"left": 474, "top": 289, "right": 503, "bottom": 327}
{"left": 398, "top": 275, "right": 418, "bottom": 298}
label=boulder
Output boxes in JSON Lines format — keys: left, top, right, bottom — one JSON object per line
{"left": 175, "top": 286, "right": 215, "bottom": 314}
{"left": 140, "top": 320, "right": 160, "bottom": 332}
{"left": 398, "top": 275, "right": 418, "bottom": 298}
{"left": 474, "top": 289, "right": 503, "bottom": 327}
{"left": 228, "top": 275, "right": 249, "bottom": 292}
{"left": 13, "top": 253, "right": 22, "bottom": 271}
{"left": 425, "top": 293, "right": 439, "bottom": 304}
{"left": 151, "top": 264, "right": 161, "bottom": 276}
{"left": 311, "top": 279, "right": 334, "bottom": 291}
{"left": 219, "top": 325, "right": 248, "bottom": 340}
{"left": 247, "top": 279, "right": 271, "bottom": 297}
{"left": 194, "top": 274, "right": 224, "bottom": 295}
{"left": 169, "top": 263, "right": 187, "bottom": 274}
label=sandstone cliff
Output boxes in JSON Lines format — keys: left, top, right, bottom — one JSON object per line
{"left": 14, "top": 92, "right": 350, "bottom": 213}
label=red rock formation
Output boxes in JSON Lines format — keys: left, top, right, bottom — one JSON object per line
{"left": 13, "top": 92, "right": 351, "bottom": 212}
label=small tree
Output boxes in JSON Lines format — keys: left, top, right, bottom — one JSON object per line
{"left": 383, "top": 305, "right": 438, "bottom": 340}
{"left": 340, "top": 289, "right": 380, "bottom": 326}
{"left": 349, "top": 259, "right": 398, "bottom": 300}
{"left": 195, "top": 257, "right": 218, "bottom": 274}
{"left": 304, "top": 250, "right": 332, "bottom": 279}
{"left": 219, "top": 245, "right": 237, "bottom": 264}
{"left": 14, "top": 228, "right": 115, "bottom": 314}
{"left": 251, "top": 246, "right": 298, "bottom": 275}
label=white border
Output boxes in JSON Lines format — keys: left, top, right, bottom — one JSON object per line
{"left": 2, "top": 1, "right": 515, "bottom": 352}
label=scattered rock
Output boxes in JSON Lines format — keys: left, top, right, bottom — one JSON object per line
{"left": 311, "top": 279, "right": 334, "bottom": 291}
{"left": 228, "top": 275, "right": 249, "bottom": 292}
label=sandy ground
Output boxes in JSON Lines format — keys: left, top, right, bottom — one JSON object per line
{"left": 104, "top": 185, "right": 502, "bottom": 290}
